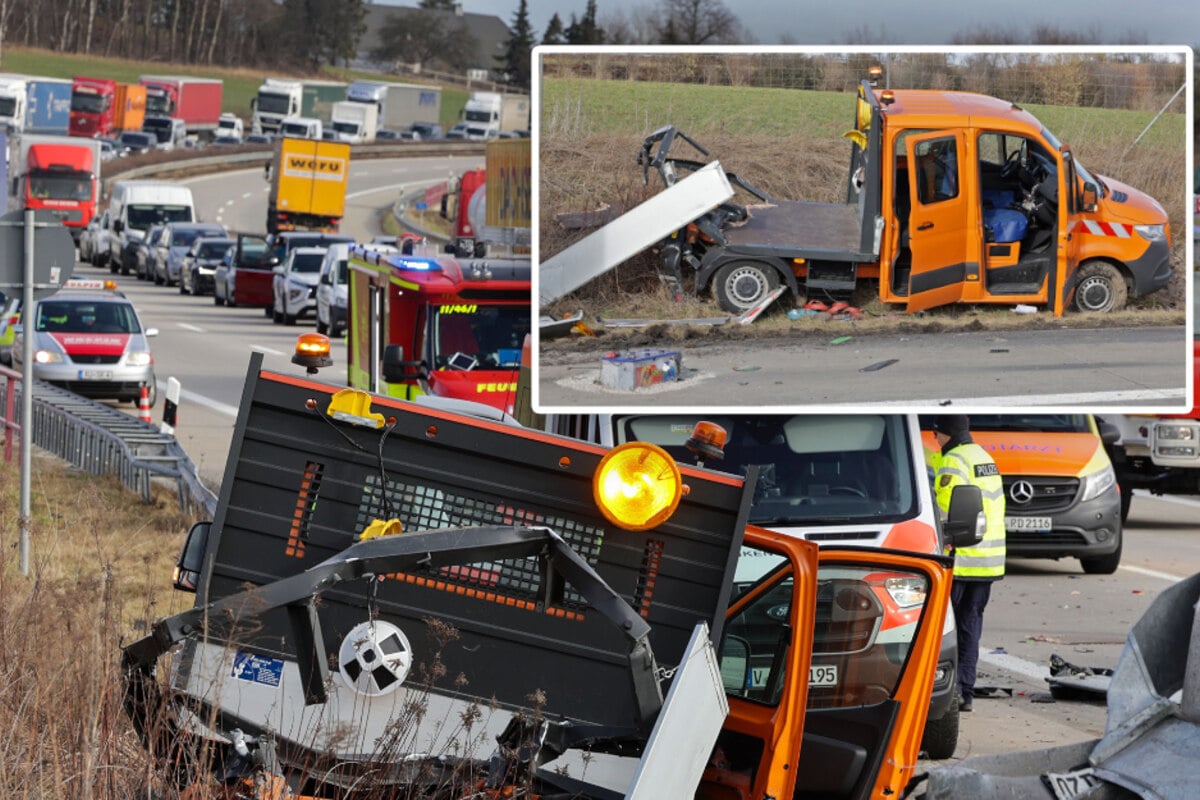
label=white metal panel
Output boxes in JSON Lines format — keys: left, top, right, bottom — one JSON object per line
{"left": 538, "top": 161, "right": 734, "bottom": 304}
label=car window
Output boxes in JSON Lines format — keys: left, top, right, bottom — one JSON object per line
{"left": 290, "top": 252, "right": 325, "bottom": 273}
{"left": 36, "top": 300, "right": 140, "bottom": 334}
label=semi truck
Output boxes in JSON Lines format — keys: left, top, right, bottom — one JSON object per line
{"left": 265, "top": 136, "right": 350, "bottom": 234}
{"left": 119, "top": 347, "right": 983, "bottom": 799}
{"left": 347, "top": 244, "right": 531, "bottom": 412}
{"left": 69, "top": 77, "right": 146, "bottom": 138}
{"left": 251, "top": 78, "right": 346, "bottom": 136}
{"left": 625, "top": 79, "right": 1172, "bottom": 316}
{"left": 345, "top": 79, "right": 442, "bottom": 133}
{"left": 441, "top": 138, "right": 532, "bottom": 258}
{"left": 0, "top": 74, "right": 27, "bottom": 132}
{"left": 10, "top": 134, "right": 103, "bottom": 243}
{"left": 455, "top": 90, "right": 529, "bottom": 139}
{"left": 329, "top": 100, "right": 378, "bottom": 143}
{"left": 138, "top": 75, "right": 223, "bottom": 137}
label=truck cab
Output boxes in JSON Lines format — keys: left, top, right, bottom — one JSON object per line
{"left": 217, "top": 112, "right": 243, "bottom": 141}
{"left": 251, "top": 78, "right": 300, "bottom": 135}
{"left": 141, "top": 115, "right": 187, "bottom": 150}
{"left": 278, "top": 116, "right": 322, "bottom": 141}
{"left": 0, "top": 75, "right": 28, "bottom": 132}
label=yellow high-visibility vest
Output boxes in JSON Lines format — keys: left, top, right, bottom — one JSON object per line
{"left": 936, "top": 442, "right": 1006, "bottom": 578}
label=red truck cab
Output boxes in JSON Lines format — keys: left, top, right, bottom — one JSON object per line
{"left": 70, "top": 76, "right": 116, "bottom": 138}
{"left": 21, "top": 141, "right": 99, "bottom": 243}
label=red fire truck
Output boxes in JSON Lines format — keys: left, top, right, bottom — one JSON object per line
{"left": 346, "top": 244, "right": 531, "bottom": 413}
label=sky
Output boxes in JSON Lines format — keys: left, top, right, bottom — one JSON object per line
{"left": 369, "top": 0, "right": 1199, "bottom": 45}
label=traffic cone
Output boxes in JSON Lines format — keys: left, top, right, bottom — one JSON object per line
{"left": 138, "top": 385, "right": 153, "bottom": 423}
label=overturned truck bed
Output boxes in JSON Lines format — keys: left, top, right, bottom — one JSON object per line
{"left": 121, "top": 354, "right": 755, "bottom": 798}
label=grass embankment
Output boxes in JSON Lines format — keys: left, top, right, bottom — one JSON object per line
{"left": 0, "top": 451, "right": 195, "bottom": 797}
{"left": 539, "top": 77, "right": 1190, "bottom": 331}
{"left": 1, "top": 47, "right": 468, "bottom": 129}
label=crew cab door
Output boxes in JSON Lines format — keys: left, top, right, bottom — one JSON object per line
{"left": 905, "top": 130, "right": 974, "bottom": 313}
{"left": 716, "top": 531, "right": 953, "bottom": 800}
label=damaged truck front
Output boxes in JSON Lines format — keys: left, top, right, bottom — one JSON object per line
{"left": 121, "top": 350, "right": 981, "bottom": 799}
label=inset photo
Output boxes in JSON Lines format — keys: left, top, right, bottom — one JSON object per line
{"left": 533, "top": 46, "right": 1193, "bottom": 411}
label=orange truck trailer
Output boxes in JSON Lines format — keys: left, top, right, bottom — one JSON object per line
{"left": 641, "top": 79, "right": 1172, "bottom": 316}
{"left": 119, "top": 349, "right": 984, "bottom": 799}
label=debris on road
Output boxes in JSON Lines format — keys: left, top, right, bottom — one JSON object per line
{"left": 736, "top": 286, "right": 786, "bottom": 324}
{"left": 599, "top": 315, "right": 731, "bottom": 328}
{"left": 860, "top": 358, "right": 898, "bottom": 372}
{"left": 599, "top": 348, "right": 682, "bottom": 390}
{"left": 831, "top": 336, "right": 853, "bottom": 345}
{"left": 540, "top": 309, "right": 586, "bottom": 339}
{"left": 1046, "top": 653, "right": 1113, "bottom": 700}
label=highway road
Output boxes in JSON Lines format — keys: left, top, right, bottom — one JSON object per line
{"left": 928, "top": 490, "right": 1200, "bottom": 764}
{"left": 85, "top": 154, "right": 479, "bottom": 483}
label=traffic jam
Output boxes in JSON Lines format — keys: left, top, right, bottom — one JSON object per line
{"left": 0, "top": 90, "right": 1196, "bottom": 800}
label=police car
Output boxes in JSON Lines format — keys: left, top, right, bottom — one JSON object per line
{"left": 12, "top": 280, "right": 158, "bottom": 404}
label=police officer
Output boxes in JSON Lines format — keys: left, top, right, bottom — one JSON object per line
{"left": 931, "top": 414, "right": 1005, "bottom": 713}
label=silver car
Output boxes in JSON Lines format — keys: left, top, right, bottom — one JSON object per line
{"left": 12, "top": 282, "right": 158, "bottom": 405}
{"left": 272, "top": 247, "right": 327, "bottom": 325}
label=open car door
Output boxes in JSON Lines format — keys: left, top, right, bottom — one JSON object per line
{"left": 714, "top": 534, "right": 953, "bottom": 800}
{"left": 905, "top": 130, "right": 975, "bottom": 314}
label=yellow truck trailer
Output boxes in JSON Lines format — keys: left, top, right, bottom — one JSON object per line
{"left": 266, "top": 136, "right": 351, "bottom": 234}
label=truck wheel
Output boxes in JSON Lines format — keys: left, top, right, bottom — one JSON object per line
{"left": 920, "top": 702, "right": 959, "bottom": 760}
{"left": 1072, "top": 261, "right": 1127, "bottom": 313}
{"left": 1080, "top": 528, "right": 1122, "bottom": 575}
{"left": 713, "top": 260, "right": 781, "bottom": 314}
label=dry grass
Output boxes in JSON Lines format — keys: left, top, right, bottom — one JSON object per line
{"left": 0, "top": 451, "right": 195, "bottom": 798}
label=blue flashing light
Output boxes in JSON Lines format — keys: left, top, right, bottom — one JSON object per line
{"left": 391, "top": 256, "right": 442, "bottom": 272}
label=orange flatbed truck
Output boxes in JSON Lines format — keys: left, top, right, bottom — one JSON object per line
{"left": 643, "top": 79, "right": 1172, "bottom": 316}
{"left": 120, "top": 347, "right": 984, "bottom": 800}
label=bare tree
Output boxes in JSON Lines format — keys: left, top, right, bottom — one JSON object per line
{"left": 653, "top": 0, "right": 746, "bottom": 44}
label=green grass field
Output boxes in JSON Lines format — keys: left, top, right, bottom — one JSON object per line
{"left": 541, "top": 76, "right": 1186, "bottom": 150}
{"left": 1, "top": 47, "right": 468, "bottom": 129}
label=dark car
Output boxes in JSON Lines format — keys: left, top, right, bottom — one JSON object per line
{"left": 408, "top": 122, "right": 444, "bottom": 141}
{"left": 117, "top": 131, "right": 156, "bottom": 156}
{"left": 244, "top": 133, "right": 274, "bottom": 145}
{"left": 181, "top": 236, "right": 236, "bottom": 297}
{"left": 131, "top": 224, "right": 167, "bottom": 282}
{"left": 150, "top": 222, "right": 229, "bottom": 287}
{"left": 375, "top": 129, "right": 402, "bottom": 141}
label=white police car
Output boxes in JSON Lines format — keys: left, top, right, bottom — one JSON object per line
{"left": 12, "top": 280, "right": 158, "bottom": 405}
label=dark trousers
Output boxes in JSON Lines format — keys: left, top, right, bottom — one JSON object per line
{"left": 952, "top": 579, "right": 993, "bottom": 701}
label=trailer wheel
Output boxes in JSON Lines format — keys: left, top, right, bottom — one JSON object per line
{"left": 1072, "top": 261, "right": 1127, "bottom": 313}
{"left": 920, "top": 701, "right": 959, "bottom": 760}
{"left": 713, "top": 260, "right": 781, "bottom": 314}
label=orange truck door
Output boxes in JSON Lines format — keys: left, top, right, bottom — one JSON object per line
{"left": 712, "top": 531, "right": 952, "bottom": 800}
{"left": 905, "top": 130, "right": 976, "bottom": 313}
{"left": 1057, "top": 149, "right": 1082, "bottom": 316}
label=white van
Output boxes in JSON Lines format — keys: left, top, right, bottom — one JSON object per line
{"left": 107, "top": 180, "right": 196, "bottom": 275}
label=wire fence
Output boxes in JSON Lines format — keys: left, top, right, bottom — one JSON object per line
{"left": 542, "top": 51, "right": 1188, "bottom": 113}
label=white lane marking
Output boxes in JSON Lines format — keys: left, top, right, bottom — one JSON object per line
{"left": 1133, "top": 491, "right": 1200, "bottom": 509}
{"left": 871, "top": 388, "right": 1184, "bottom": 407}
{"left": 346, "top": 179, "right": 441, "bottom": 201}
{"left": 979, "top": 650, "right": 1051, "bottom": 683}
{"left": 242, "top": 192, "right": 252, "bottom": 199}
{"left": 1119, "top": 564, "right": 1186, "bottom": 583}
{"left": 178, "top": 323, "right": 205, "bottom": 333}
{"left": 250, "top": 345, "right": 286, "bottom": 357}
{"left": 157, "top": 382, "right": 239, "bottom": 419}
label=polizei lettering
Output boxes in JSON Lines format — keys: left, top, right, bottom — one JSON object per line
{"left": 974, "top": 463, "right": 999, "bottom": 478}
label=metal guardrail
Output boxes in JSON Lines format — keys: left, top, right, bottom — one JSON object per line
{"left": 1, "top": 366, "right": 217, "bottom": 518}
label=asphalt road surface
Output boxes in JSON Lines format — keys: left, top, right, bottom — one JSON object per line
{"left": 923, "top": 490, "right": 1200, "bottom": 766}
{"left": 535, "top": 325, "right": 1189, "bottom": 410}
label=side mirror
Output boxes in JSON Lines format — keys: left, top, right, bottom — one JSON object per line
{"left": 173, "top": 521, "right": 211, "bottom": 592}
{"left": 144, "top": 327, "right": 159, "bottom": 337}
{"left": 113, "top": 220, "right": 124, "bottom": 233}
{"left": 382, "top": 343, "right": 425, "bottom": 383}
{"left": 1081, "top": 182, "right": 1099, "bottom": 213}
{"left": 319, "top": 273, "right": 331, "bottom": 285}
{"left": 718, "top": 634, "right": 751, "bottom": 694}
{"left": 1095, "top": 418, "right": 1121, "bottom": 446}
{"left": 944, "top": 484, "right": 985, "bottom": 549}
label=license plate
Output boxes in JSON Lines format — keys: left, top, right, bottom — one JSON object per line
{"left": 809, "top": 664, "right": 838, "bottom": 687}
{"left": 1006, "top": 516, "right": 1052, "bottom": 532}
{"left": 1045, "top": 767, "right": 1100, "bottom": 800}
{"left": 79, "top": 370, "right": 113, "bottom": 380}
{"left": 750, "top": 663, "right": 838, "bottom": 689}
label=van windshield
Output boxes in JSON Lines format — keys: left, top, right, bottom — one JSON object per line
{"left": 950, "top": 414, "right": 1091, "bottom": 434}
{"left": 127, "top": 204, "right": 192, "bottom": 230}
{"left": 615, "top": 415, "right": 918, "bottom": 524}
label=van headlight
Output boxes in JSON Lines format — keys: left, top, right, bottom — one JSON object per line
{"left": 125, "top": 351, "right": 152, "bottom": 366}
{"left": 1133, "top": 224, "right": 1165, "bottom": 242}
{"left": 884, "top": 576, "right": 927, "bottom": 608}
{"left": 1078, "top": 464, "right": 1116, "bottom": 504}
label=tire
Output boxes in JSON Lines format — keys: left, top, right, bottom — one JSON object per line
{"left": 1119, "top": 487, "right": 1132, "bottom": 524}
{"left": 316, "top": 317, "right": 328, "bottom": 335}
{"left": 272, "top": 307, "right": 282, "bottom": 322}
{"left": 110, "top": 261, "right": 119, "bottom": 274}
{"left": 179, "top": 280, "right": 189, "bottom": 295}
{"left": 1080, "top": 528, "right": 1122, "bottom": 575}
{"left": 154, "top": 270, "right": 164, "bottom": 286}
{"left": 214, "top": 292, "right": 224, "bottom": 307}
{"left": 284, "top": 313, "right": 296, "bottom": 326}
{"left": 921, "top": 701, "right": 960, "bottom": 760}
{"left": 712, "top": 260, "right": 781, "bottom": 314}
{"left": 1072, "top": 261, "right": 1127, "bottom": 313}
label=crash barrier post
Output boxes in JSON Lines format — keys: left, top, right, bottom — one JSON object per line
{"left": 12, "top": 378, "right": 216, "bottom": 518}
{"left": 1, "top": 364, "right": 21, "bottom": 464}
{"left": 161, "top": 377, "right": 180, "bottom": 436}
